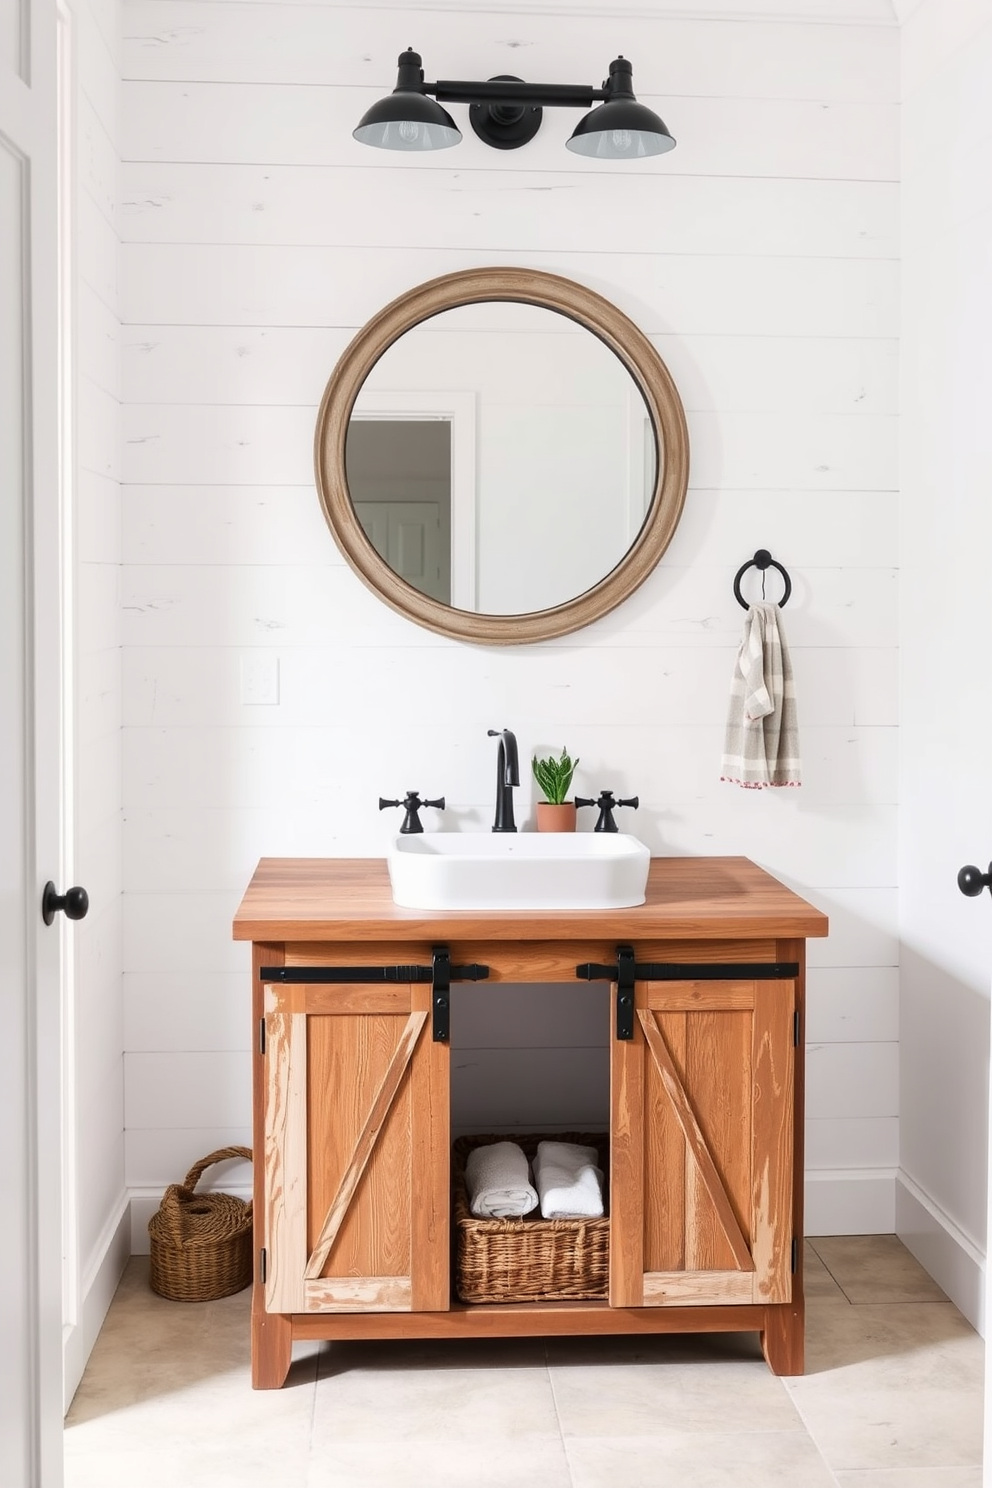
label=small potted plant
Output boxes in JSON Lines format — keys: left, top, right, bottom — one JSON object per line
{"left": 532, "top": 747, "right": 580, "bottom": 832}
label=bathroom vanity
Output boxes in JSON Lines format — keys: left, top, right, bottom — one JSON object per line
{"left": 233, "top": 855, "right": 827, "bottom": 1388}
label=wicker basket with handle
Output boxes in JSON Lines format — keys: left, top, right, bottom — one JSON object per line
{"left": 148, "top": 1146, "right": 253, "bottom": 1302}
{"left": 452, "top": 1133, "right": 609, "bottom": 1304}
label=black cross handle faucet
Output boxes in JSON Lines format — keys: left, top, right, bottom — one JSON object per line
{"left": 379, "top": 792, "right": 445, "bottom": 834}
{"left": 576, "top": 790, "right": 639, "bottom": 833}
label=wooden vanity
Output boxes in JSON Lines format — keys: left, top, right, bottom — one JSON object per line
{"left": 233, "top": 855, "right": 827, "bottom": 1388}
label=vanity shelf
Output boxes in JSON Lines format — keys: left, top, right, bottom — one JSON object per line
{"left": 233, "top": 855, "right": 828, "bottom": 1389}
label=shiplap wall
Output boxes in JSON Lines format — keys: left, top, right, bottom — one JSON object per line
{"left": 69, "top": 0, "right": 127, "bottom": 1397}
{"left": 897, "top": 0, "right": 992, "bottom": 1328}
{"left": 117, "top": 2, "right": 900, "bottom": 1239}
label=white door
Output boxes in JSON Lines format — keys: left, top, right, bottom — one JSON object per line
{"left": 1, "top": 0, "right": 68, "bottom": 1482}
{"left": 354, "top": 500, "right": 447, "bottom": 604}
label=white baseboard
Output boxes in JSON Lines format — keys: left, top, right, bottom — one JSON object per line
{"left": 63, "top": 1194, "right": 131, "bottom": 1410}
{"left": 804, "top": 1168, "right": 897, "bottom": 1236}
{"left": 129, "top": 1184, "right": 254, "bottom": 1255}
{"left": 896, "top": 1169, "right": 985, "bottom": 1335}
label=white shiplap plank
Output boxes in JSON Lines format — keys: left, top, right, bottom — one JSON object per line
{"left": 121, "top": 244, "right": 900, "bottom": 338}
{"left": 805, "top": 1116, "right": 899, "bottom": 1170}
{"left": 120, "top": 799, "right": 896, "bottom": 894}
{"left": 118, "top": 559, "right": 897, "bottom": 649}
{"left": 121, "top": 642, "right": 897, "bottom": 732}
{"left": 79, "top": 90, "right": 119, "bottom": 234}
{"left": 78, "top": 281, "right": 121, "bottom": 398}
{"left": 123, "top": 81, "right": 899, "bottom": 182}
{"left": 803, "top": 886, "right": 898, "bottom": 967}
{"left": 77, "top": 646, "right": 122, "bottom": 746}
{"left": 806, "top": 1041, "right": 898, "bottom": 1119}
{"left": 122, "top": 721, "right": 896, "bottom": 810}
{"left": 76, "top": 561, "right": 122, "bottom": 657}
{"left": 123, "top": 972, "right": 250, "bottom": 1051}
{"left": 119, "top": 162, "right": 898, "bottom": 261}
{"left": 120, "top": 400, "right": 896, "bottom": 490}
{"left": 120, "top": 323, "right": 899, "bottom": 416}
{"left": 78, "top": 375, "right": 121, "bottom": 483}
{"left": 150, "top": 0, "right": 898, "bottom": 20}
{"left": 78, "top": 468, "right": 122, "bottom": 565}
{"left": 79, "top": 193, "right": 120, "bottom": 318}
{"left": 806, "top": 966, "right": 899, "bottom": 1042}
{"left": 124, "top": 1129, "right": 251, "bottom": 1189}
{"left": 124, "top": 1051, "right": 252, "bottom": 1128}
{"left": 120, "top": 6, "right": 899, "bottom": 102}
{"left": 77, "top": 730, "right": 123, "bottom": 838}
{"left": 123, "top": 892, "right": 251, "bottom": 976}
{"left": 122, "top": 485, "right": 898, "bottom": 569}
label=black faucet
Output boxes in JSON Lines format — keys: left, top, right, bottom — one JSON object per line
{"left": 487, "top": 729, "right": 519, "bottom": 833}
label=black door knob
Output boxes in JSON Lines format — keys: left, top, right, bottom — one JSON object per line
{"left": 42, "top": 882, "right": 90, "bottom": 925}
{"left": 957, "top": 863, "right": 992, "bottom": 898}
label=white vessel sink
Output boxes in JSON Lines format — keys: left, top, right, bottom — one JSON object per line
{"left": 386, "top": 832, "right": 651, "bottom": 911}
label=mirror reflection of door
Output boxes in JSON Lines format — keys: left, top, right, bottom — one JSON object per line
{"left": 347, "top": 419, "right": 451, "bottom": 605}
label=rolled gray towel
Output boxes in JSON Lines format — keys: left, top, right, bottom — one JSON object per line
{"left": 464, "top": 1141, "right": 539, "bottom": 1218}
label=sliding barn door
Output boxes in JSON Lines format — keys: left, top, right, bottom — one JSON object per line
{"left": 262, "top": 975, "right": 449, "bottom": 1314}
{"left": 610, "top": 977, "right": 795, "bottom": 1308}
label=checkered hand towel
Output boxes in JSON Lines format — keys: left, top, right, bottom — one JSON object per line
{"left": 721, "top": 602, "right": 801, "bottom": 789}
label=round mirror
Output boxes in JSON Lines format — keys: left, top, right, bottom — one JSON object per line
{"left": 314, "top": 268, "right": 689, "bottom": 644}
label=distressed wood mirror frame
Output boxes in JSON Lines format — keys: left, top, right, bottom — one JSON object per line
{"left": 313, "top": 267, "right": 690, "bottom": 645}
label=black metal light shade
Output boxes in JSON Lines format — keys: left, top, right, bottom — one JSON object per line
{"left": 354, "top": 49, "right": 675, "bottom": 159}
{"left": 353, "top": 49, "right": 462, "bottom": 151}
{"left": 567, "top": 58, "right": 675, "bottom": 159}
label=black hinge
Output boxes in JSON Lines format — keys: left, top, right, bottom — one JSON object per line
{"left": 259, "top": 1247, "right": 267, "bottom": 1284}
{"left": 259, "top": 1017, "right": 266, "bottom": 1056}
{"left": 616, "top": 945, "right": 636, "bottom": 1041}
{"left": 794, "top": 1009, "right": 801, "bottom": 1047}
{"left": 432, "top": 946, "right": 451, "bottom": 1042}
{"left": 791, "top": 1236, "right": 799, "bottom": 1274}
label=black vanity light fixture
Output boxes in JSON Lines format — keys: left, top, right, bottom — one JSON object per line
{"left": 353, "top": 49, "right": 676, "bottom": 160}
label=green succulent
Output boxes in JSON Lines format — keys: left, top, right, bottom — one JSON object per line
{"left": 532, "top": 747, "right": 579, "bottom": 806}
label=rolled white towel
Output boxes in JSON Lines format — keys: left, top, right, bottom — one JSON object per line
{"left": 534, "top": 1140, "right": 604, "bottom": 1220}
{"left": 464, "top": 1141, "right": 539, "bottom": 1219}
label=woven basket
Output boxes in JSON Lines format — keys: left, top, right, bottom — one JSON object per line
{"left": 452, "top": 1133, "right": 609, "bottom": 1305}
{"left": 148, "top": 1146, "right": 253, "bottom": 1302}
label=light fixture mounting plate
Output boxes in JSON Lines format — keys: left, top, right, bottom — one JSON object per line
{"left": 469, "top": 76, "right": 542, "bottom": 150}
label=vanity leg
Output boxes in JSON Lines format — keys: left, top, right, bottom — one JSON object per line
{"left": 252, "top": 1296, "right": 293, "bottom": 1389}
{"left": 760, "top": 1302, "right": 804, "bottom": 1376}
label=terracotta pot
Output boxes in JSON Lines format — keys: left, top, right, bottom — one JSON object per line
{"left": 536, "top": 802, "right": 577, "bottom": 833}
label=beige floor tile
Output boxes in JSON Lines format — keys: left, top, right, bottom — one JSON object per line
{"left": 786, "top": 1302, "right": 983, "bottom": 1472}
{"left": 550, "top": 1357, "right": 802, "bottom": 1438}
{"left": 809, "top": 1235, "right": 948, "bottom": 1304}
{"left": 64, "top": 1443, "right": 312, "bottom": 1488}
{"left": 563, "top": 1429, "right": 838, "bottom": 1486}
{"left": 833, "top": 1470, "right": 984, "bottom": 1486}
{"left": 305, "top": 1437, "right": 573, "bottom": 1488}
{"left": 805, "top": 1239, "right": 849, "bottom": 1302}
{"left": 310, "top": 1361, "right": 560, "bottom": 1445}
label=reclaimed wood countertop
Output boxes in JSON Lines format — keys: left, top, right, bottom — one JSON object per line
{"left": 233, "top": 856, "right": 828, "bottom": 943}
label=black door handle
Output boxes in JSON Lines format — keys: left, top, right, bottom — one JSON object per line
{"left": 42, "top": 882, "right": 89, "bottom": 925}
{"left": 957, "top": 863, "right": 992, "bottom": 899}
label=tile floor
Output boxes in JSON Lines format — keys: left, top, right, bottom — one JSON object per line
{"left": 64, "top": 1237, "right": 984, "bottom": 1487}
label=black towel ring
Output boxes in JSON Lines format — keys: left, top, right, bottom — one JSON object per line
{"left": 733, "top": 548, "right": 792, "bottom": 610}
